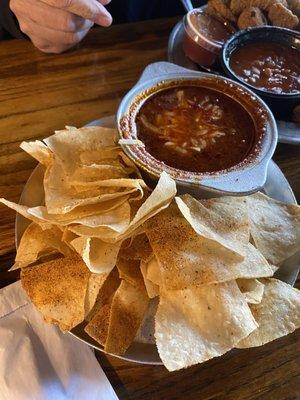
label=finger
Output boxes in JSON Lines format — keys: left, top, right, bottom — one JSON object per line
{"left": 26, "top": 33, "right": 67, "bottom": 54}
{"left": 98, "top": 0, "right": 111, "bottom": 5}
{"left": 40, "top": 0, "right": 112, "bottom": 26}
{"left": 30, "top": 35, "right": 66, "bottom": 53}
{"left": 19, "top": 16, "right": 90, "bottom": 49}
{"left": 30, "top": 30, "right": 90, "bottom": 53}
{"left": 29, "top": 34, "right": 52, "bottom": 52}
{"left": 11, "top": 0, "right": 94, "bottom": 32}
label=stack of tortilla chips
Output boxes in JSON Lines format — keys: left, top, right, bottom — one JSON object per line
{"left": 1, "top": 126, "right": 300, "bottom": 371}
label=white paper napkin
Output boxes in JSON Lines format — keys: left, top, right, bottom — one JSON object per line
{"left": 0, "top": 281, "right": 119, "bottom": 400}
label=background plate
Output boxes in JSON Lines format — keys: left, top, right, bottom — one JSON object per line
{"left": 15, "top": 116, "right": 299, "bottom": 365}
{"left": 168, "top": 21, "right": 300, "bottom": 145}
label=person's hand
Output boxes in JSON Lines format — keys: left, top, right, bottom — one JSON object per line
{"left": 10, "top": 0, "right": 113, "bottom": 53}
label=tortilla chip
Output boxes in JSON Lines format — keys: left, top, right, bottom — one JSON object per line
{"left": 247, "top": 192, "right": 300, "bottom": 264}
{"left": 126, "top": 172, "right": 176, "bottom": 232}
{"left": 12, "top": 222, "right": 73, "bottom": 270}
{"left": 91, "top": 172, "right": 176, "bottom": 243}
{"left": 79, "top": 147, "right": 121, "bottom": 165}
{"left": 46, "top": 127, "right": 140, "bottom": 183}
{"left": 43, "top": 126, "right": 117, "bottom": 175}
{"left": 140, "top": 261, "right": 160, "bottom": 298}
{"left": 65, "top": 172, "right": 175, "bottom": 243}
{"left": 146, "top": 204, "right": 274, "bottom": 290}
{"left": 61, "top": 228, "right": 78, "bottom": 245}
{"left": 69, "top": 164, "right": 129, "bottom": 184}
{"left": 21, "top": 255, "right": 90, "bottom": 331}
{"left": 155, "top": 281, "right": 257, "bottom": 371}
{"left": 72, "top": 204, "right": 130, "bottom": 229}
{"left": 67, "top": 202, "right": 131, "bottom": 238}
{"left": 43, "top": 157, "right": 139, "bottom": 214}
{"left": 104, "top": 280, "right": 149, "bottom": 355}
{"left": 116, "top": 258, "right": 145, "bottom": 288}
{"left": 146, "top": 256, "right": 162, "bottom": 287}
{"left": 85, "top": 303, "right": 113, "bottom": 346}
{"left": 70, "top": 236, "right": 122, "bottom": 274}
{"left": 118, "top": 152, "right": 143, "bottom": 177}
{"left": 119, "top": 234, "right": 153, "bottom": 262}
{"left": 135, "top": 299, "right": 158, "bottom": 344}
{"left": 1, "top": 197, "right": 131, "bottom": 240}
{"left": 71, "top": 201, "right": 131, "bottom": 231}
{"left": 68, "top": 225, "right": 118, "bottom": 239}
{"left": 175, "top": 195, "right": 249, "bottom": 259}
{"left": 270, "top": 264, "right": 279, "bottom": 274}
{"left": 237, "top": 279, "right": 265, "bottom": 304}
{"left": 84, "top": 272, "right": 108, "bottom": 317}
{"left": 0, "top": 199, "right": 50, "bottom": 228}
{"left": 70, "top": 177, "right": 146, "bottom": 190}
{"left": 117, "top": 234, "right": 155, "bottom": 296}
{"left": 82, "top": 149, "right": 139, "bottom": 174}
{"left": 86, "top": 267, "right": 120, "bottom": 322}
{"left": 27, "top": 197, "right": 130, "bottom": 226}
{"left": 20, "top": 140, "right": 53, "bottom": 166}
{"left": 237, "top": 278, "right": 300, "bottom": 348}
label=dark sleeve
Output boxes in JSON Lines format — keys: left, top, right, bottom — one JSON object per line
{"left": 107, "top": 0, "right": 207, "bottom": 23}
{"left": 0, "top": 0, "right": 25, "bottom": 38}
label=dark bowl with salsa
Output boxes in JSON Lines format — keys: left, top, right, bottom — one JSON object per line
{"left": 221, "top": 26, "right": 300, "bottom": 120}
{"left": 117, "top": 64, "right": 278, "bottom": 197}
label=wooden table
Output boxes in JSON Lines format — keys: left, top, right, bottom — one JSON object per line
{"left": 0, "top": 17, "right": 299, "bottom": 400}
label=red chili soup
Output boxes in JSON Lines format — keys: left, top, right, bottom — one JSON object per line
{"left": 136, "top": 86, "right": 256, "bottom": 173}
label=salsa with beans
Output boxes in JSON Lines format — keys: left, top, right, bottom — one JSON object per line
{"left": 230, "top": 42, "right": 300, "bottom": 95}
{"left": 136, "top": 86, "right": 256, "bottom": 173}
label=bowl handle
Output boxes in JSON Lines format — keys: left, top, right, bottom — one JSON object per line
{"left": 136, "top": 62, "right": 199, "bottom": 85}
{"left": 199, "top": 161, "right": 270, "bottom": 195}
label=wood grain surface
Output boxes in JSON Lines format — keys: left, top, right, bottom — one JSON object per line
{"left": 0, "top": 17, "right": 299, "bottom": 400}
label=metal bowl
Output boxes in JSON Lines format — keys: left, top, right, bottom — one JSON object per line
{"left": 116, "top": 62, "right": 278, "bottom": 198}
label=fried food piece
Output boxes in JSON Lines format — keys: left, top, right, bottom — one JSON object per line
{"left": 231, "top": 0, "right": 265, "bottom": 15}
{"left": 268, "top": 2, "right": 299, "bottom": 28}
{"left": 207, "top": 0, "right": 236, "bottom": 23}
{"left": 238, "top": 6, "right": 268, "bottom": 29}
{"left": 230, "top": 0, "right": 287, "bottom": 16}
{"left": 230, "top": 0, "right": 247, "bottom": 16}
{"left": 272, "top": 0, "right": 288, "bottom": 8}
{"left": 287, "top": 0, "right": 300, "bottom": 15}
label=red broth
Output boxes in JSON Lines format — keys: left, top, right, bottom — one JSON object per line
{"left": 230, "top": 42, "right": 300, "bottom": 94}
{"left": 136, "top": 86, "right": 256, "bottom": 173}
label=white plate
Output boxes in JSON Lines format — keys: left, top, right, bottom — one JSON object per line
{"left": 15, "top": 116, "right": 299, "bottom": 365}
{"left": 168, "top": 21, "right": 300, "bottom": 145}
